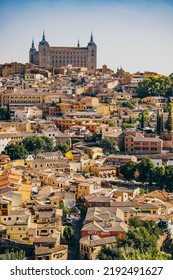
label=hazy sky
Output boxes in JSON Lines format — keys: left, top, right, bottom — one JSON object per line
{"left": 0, "top": 0, "right": 173, "bottom": 75}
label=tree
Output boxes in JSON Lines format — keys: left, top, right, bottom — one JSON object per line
{"left": 128, "top": 217, "right": 142, "bottom": 228}
{"left": 137, "top": 76, "right": 173, "bottom": 98}
{"left": 63, "top": 226, "right": 73, "bottom": 240}
{"left": 84, "top": 132, "right": 102, "bottom": 142}
{"left": 120, "top": 161, "right": 138, "bottom": 181}
{"left": 55, "top": 143, "right": 70, "bottom": 155}
{"left": 140, "top": 109, "right": 149, "bottom": 129}
{"left": 41, "top": 136, "right": 54, "bottom": 152}
{"left": 109, "top": 121, "right": 117, "bottom": 127}
{"left": 2, "top": 143, "right": 28, "bottom": 160}
{"left": 165, "top": 102, "right": 173, "bottom": 132}
{"left": 23, "top": 135, "right": 54, "bottom": 156}
{"left": 156, "top": 112, "right": 163, "bottom": 135}
{"left": 162, "top": 166, "right": 173, "bottom": 192}
{"left": 4, "top": 249, "right": 26, "bottom": 260}
{"left": 97, "top": 244, "right": 123, "bottom": 260}
{"left": 6, "top": 104, "right": 11, "bottom": 121}
{"left": 101, "top": 137, "right": 119, "bottom": 155}
{"left": 121, "top": 101, "right": 135, "bottom": 109}
{"left": 97, "top": 218, "right": 166, "bottom": 260}
{"left": 137, "top": 158, "right": 156, "bottom": 184}
{"left": 153, "top": 165, "right": 165, "bottom": 187}
{"left": 59, "top": 201, "right": 70, "bottom": 218}
{"left": 23, "top": 135, "right": 45, "bottom": 156}
{"left": 0, "top": 105, "right": 11, "bottom": 121}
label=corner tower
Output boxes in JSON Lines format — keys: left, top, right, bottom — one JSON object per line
{"left": 38, "top": 31, "right": 50, "bottom": 67}
{"left": 87, "top": 32, "right": 97, "bottom": 71}
{"left": 29, "top": 38, "right": 36, "bottom": 64}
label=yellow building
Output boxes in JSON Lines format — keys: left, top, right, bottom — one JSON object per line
{"left": 18, "top": 183, "right": 32, "bottom": 203}
{"left": 0, "top": 197, "right": 12, "bottom": 216}
{"left": 80, "top": 235, "right": 116, "bottom": 260}
{"left": 35, "top": 245, "right": 68, "bottom": 260}
{"left": 96, "top": 104, "right": 110, "bottom": 115}
{"left": 77, "top": 181, "right": 101, "bottom": 199}
{"left": 56, "top": 103, "right": 72, "bottom": 114}
{"left": 5, "top": 214, "right": 29, "bottom": 241}
{"left": 83, "top": 147, "right": 103, "bottom": 160}
{"left": 142, "top": 96, "right": 168, "bottom": 107}
{"left": 1, "top": 62, "right": 25, "bottom": 77}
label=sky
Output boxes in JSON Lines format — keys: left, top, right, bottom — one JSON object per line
{"left": 0, "top": 0, "right": 173, "bottom": 75}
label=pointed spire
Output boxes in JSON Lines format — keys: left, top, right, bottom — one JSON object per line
{"left": 31, "top": 37, "right": 35, "bottom": 48}
{"left": 39, "top": 30, "right": 49, "bottom": 46}
{"left": 77, "top": 39, "right": 80, "bottom": 48}
{"left": 88, "top": 31, "right": 96, "bottom": 47}
{"left": 42, "top": 30, "right": 45, "bottom": 40}
{"left": 30, "top": 37, "right": 36, "bottom": 52}
{"left": 90, "top": 31, "right": 93, "bottom": 42}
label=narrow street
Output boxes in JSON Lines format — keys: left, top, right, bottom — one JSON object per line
{"left": 68, "top": 218, "right": 83, "bottom": 260}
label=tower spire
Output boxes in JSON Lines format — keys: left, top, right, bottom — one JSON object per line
{"left": 31, "top": 37, "right": 35, "bottom": 48}
{"left": 90, "top": 31, "right": 93, "bottom": 42}
{"left": 42, "top": 30, "right": 45, "bottom": 40}
{"left": 77, "top": 38, "right": 80, "bottom": 48}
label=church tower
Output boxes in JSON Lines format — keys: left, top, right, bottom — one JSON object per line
{"left": 87, "top": 32, "right": 97, "bottom": 71}
{"left": 29, "top": 38, "right": 37, "bottom": 64}
{"left": 38, "top": 31, "right": 50, "bottom": 67}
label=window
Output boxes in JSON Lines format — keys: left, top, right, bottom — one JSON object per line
{"left": 56, "top": 253, "right": 63, "bottom": 259}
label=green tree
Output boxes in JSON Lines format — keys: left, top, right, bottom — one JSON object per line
{"left": 97, "top": 218, "right": 164, "bottom": 260}
{"left": 165, "top": 102, "right": 173, "bottom": 132}
{"left": 4, "top": 249, "right": 26, "bottom": 260}
{"left": 140, "top": 109, "right": 149, "bottom": 129}
{"left": 2, "top": 143, "right": 28, "bottom": 160}
{"left": 121, "top": 101, "right": 135, "bottom": 109}
{"left": 153, "top": 165, "right": 165, "bottom": 187}
{"left": 101, "top": 137, "right": 119, "bottom": 155}
{"left": 137, "top": 158, "right": 156, "bottom": 184}
{"left": 55, "top": 143, "right": 70, "bottom": 155}
{"left": 156, "top": 112, "right": 163, "bottom": 135}
{"left": 109, "top": 121, "right": 117, "bottom": 127}
{"left": 120, "top": 161, "right": 138, "bottom": 181}
{"left": 162, "top": 166, "right": 173, "bottom": 192}
{"left": 63, "top": 226, "right": 73, "bottom": 240}
{"left": 23, "top": 135, "right": 45, "bottom": 156}
{"left": 84, "top": 132, "right": 102, "bottom": 142}
{"left": 41, "top": 136, "right": 54, "bottom": 152}
{"left": 59, "top": 201, "right": 70, "bottom": 218}
{"left": 137, "top": 76, "right": 173, "bottom": 98}
{"left": 6, "top": 104, "right": 11, "bottom": 121}
{"left": 97, "top": 244, "right": 123, "bottom": 260}
{"left": 0, "top": 105, "right": 11, "bottom": 121}
{"left": 128, "top": 217, "right": 142, "bottom": 228}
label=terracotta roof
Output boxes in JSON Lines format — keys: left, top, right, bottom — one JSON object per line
{"left": 35, "top": 245, "right": 68, "bottom": 256}
{"left": 80, "top": 235, "right": 116, "bottom": 247}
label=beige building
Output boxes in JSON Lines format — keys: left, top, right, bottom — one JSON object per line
{"left": 80, "top": 235, "right": 116, "bottom": 260}
{"left": 29, "top": 32, "right": 97, "bottom": 71}
{"left": 35, "top": 245, "right": 68, "bottom": 260}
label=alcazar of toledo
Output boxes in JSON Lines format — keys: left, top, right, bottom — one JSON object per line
{"left": 29, "top": 31, "right": 97, "bottom": 70}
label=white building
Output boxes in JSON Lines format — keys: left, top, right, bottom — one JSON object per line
{"left": 131, "top": 75, "right": 144, "bottom": 84}
{"left": 14, "top": 106, "right": 42, "bottom": 120}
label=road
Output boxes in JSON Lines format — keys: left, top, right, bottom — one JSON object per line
{"left": 68, "top": 218, "right": 83, "bottom": 260}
